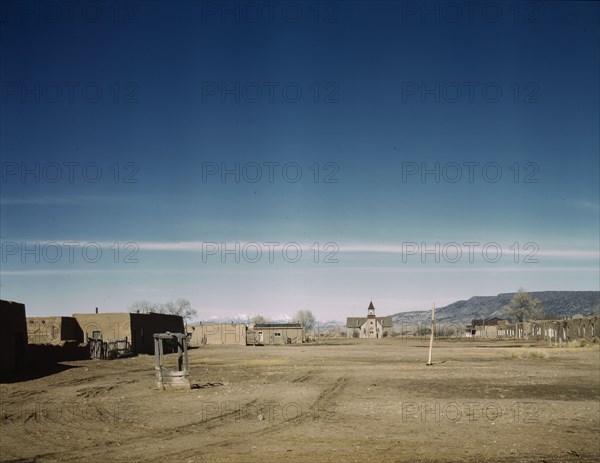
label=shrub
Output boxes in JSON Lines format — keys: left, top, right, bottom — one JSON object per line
{"left": 511, "top": 349, "right": 548, "bottom": 359}
{"left": 524, "top": 349, "right": 548, "bottom": 359}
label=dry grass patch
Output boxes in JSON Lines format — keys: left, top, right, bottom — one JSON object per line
{"left": 511, "top": 349, "right": 549, "bottom": 359}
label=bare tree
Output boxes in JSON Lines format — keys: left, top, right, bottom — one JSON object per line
{"left": 294, "top": 309, "right": 316, "bottom": 330}
{"left": 130, "top": 300, "right": 160, "bottom": 314}
{"left": 506, "top": 288, "right": 543, "bottom": 322}
{"left": 251, "top": 315, "right": 268, "bottom": 325}
{"left": 160, "top": 298, "right": 197, "bottom": 325}
{"left": 294, "top": 310, "right": 316, "bottom": 332}
{"left": 130, "top": 298, "right": 197, "bottom": 325}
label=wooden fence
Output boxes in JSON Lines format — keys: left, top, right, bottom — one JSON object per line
{"left": 503, "top": 317, "right": 599, "bottom": 343}
{"left": 88, "top": 337, "right": 132, "bottom": 359}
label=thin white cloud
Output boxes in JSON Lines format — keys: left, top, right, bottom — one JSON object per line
{"left": 339, "top": 243, "right": 599, "bottom": 259}
{"left": 133, "top": 241, "right": 599, "bottom": 260}
{"left": 0, "top": 269, "right": 190, "bottom": 276}
{"left": 137, "top": 241, "right": 206, "bottom": 251}
{"left": 537, "top": 250, "right": 599, "bottom": 258}
{"left": 6, "top": 240, "right": 599, "bottom": 260}
{"left": 0, "top": 196, "right": 80, "bottom": 205}
{"left": 570, "top": 199, "right": 600, "bottom": 212}
{"left": 0, "top": 195, "right": 125, "bottom": 206}
{"left": 335, "top": 266, "right": 599, "bottom": 273}
{"left": 3, "top": 265, "right": 596, "bottom": 278}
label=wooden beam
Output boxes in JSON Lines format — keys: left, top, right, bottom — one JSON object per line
{"left": 427, "top": 303, "right": 435, "bottom": 366}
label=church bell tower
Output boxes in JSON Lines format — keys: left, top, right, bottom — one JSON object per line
{"left": 367, "top": 301, "right": 376, "bottom": 318}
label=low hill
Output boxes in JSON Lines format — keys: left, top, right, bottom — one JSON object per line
{"left": 391, "top": 291, "right": 600, "bottom": 326}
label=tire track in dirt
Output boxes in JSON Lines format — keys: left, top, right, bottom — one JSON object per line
{"left": 315, "top": 376, "right": 348, "bottom": 403}
{"left": 185, "top": 398, "right": 261, "bottom": 431}
{"left": 249, "top": 375, "right": 349, "bottom": 437}
{"left": 9, "top": 396, "right": 259, "bottom": 461}
{"left": 60, "top": 399, "right": 266, "bottom": 462}
{"left": 8, "top": 392, "right": 262, "bottom": 463}
{"left": 290, "top": 370, "right": 315, "bottom": 383}
{"left": 75, "top": 385, "right": 115, "bottom": 398}
{"left": 46, "top": 376, "right": 98, "bottom": 387}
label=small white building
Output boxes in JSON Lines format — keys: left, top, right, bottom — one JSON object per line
{"left": 347, "top": 302, "right": 393, "bottom": 339}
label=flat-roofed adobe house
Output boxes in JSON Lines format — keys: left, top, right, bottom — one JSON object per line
{"left": 465, "top": 317, "right": 510, "bottom": 338}
{"left": 0, "top": 299, "right": 28, "bottom": 375}
{"left": 347, "top": 301, "right": 393, "bottom": 339}
{"left": 73, "top": 311, "right": 184, "bottom": 354}
{"left": 248, "top": 323, "right": 304, "bottom": 345}
{"left": 187, "top": 323, "right": 247, "bottom": 346}
{"left": 27, "top": 316, "right": 83, "bottom": 345}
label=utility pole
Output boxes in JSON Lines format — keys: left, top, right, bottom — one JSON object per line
{"left": 427, "top": 303, "right": 435, "bottom": 366}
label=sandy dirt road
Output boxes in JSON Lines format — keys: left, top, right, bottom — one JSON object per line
{"left": 1, "top": 339, "right": 599, "bottom": 462}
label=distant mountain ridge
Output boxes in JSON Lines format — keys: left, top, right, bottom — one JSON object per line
{"left": 192, "top": 292, "right": 599, "bottom": 327}
{"left": 192, "top": 316, "right": 344, "bottom": 326}
{"left": 391, "top": 291, "right": 600, "bottom": 325}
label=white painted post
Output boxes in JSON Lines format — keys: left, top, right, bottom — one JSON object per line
{"left": 427, "top": 303, "right": 435, "bottom": 365}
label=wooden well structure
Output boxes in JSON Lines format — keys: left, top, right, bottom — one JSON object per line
{"left": 153, "top": 332, "right": 190, "bottom": 390}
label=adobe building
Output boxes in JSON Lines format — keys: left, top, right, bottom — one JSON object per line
{"left": 346, "top": 301, "right": 393, "bottom": 339}
{"left": 27, "top": 316, "right": 83, "bottom": 345}
{"left": 187, "top": 323, "right": 247, "bottom": 346}
{"left": 466, "top": 317, "right": 510, "bottom": 338}
{"left": 73, "top": 312, "right": 184, "bottom": 354}
{"left": 0, "top": 299, "right": 28, "bottom": 375}
{"left": 248, "top": 323, "right": 304, "bottom": 345}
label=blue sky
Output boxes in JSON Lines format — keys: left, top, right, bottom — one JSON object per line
{"left": 1, "top": 1, "right": 598, "bottom": 321}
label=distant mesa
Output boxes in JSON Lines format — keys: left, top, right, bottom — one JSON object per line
{"left": 391, "top": 291, "right": 600, "bottom": 325}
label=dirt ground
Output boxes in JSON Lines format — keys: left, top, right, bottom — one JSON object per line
{"left": 1, "top": 338, "right": 599, "bottom": 463}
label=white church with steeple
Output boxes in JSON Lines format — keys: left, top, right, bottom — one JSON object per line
{"left": 346, "top": 301, "right": 393, "bottom": 339}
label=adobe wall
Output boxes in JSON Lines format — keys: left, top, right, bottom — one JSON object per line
{"left": 73, "top": 313, "right": 133, "bottom": 344}
{"left": 187, "top": 323, "right": 246, "bottom": 346}
{"left": 27, "top": 316, "right": 83, "bottom": 344}
{"left": 0, "top": 300, "right": 28, "bottom": 375}
{"left": 27, "top": 316, "right": 64, "bottom": 344}
{"left": 73, "top": 312, "right": 183, "bottom": 354}
{"left": 130, "top": 313, "right": 184, "bottom": 354}
{"left": 62, "top": 316, "right": 84, "bottom": 343}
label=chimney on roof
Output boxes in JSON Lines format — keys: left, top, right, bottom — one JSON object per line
{"left": 95, "top": 307, "right": 98, "bottom": 314}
